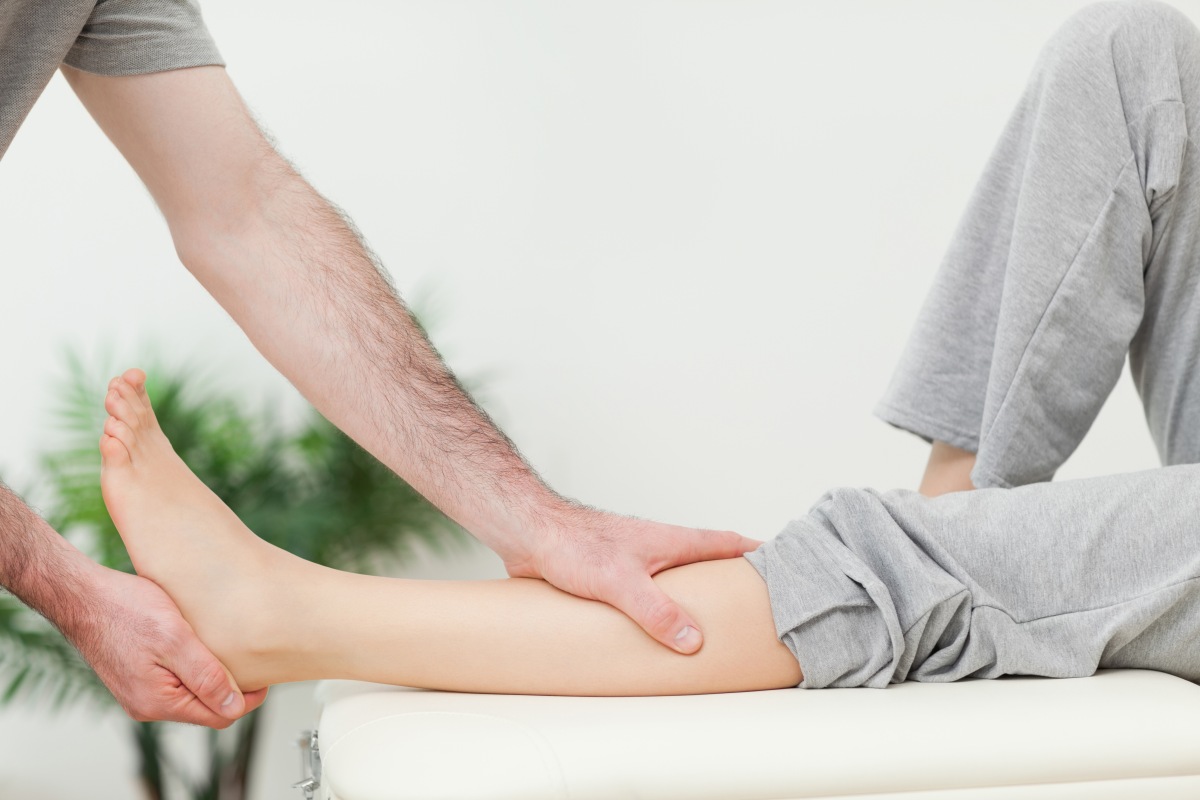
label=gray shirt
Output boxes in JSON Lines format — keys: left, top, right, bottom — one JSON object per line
{"left": 0, "top": 0, "right": 224, "bottom": 159}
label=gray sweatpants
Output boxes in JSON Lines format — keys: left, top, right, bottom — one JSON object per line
{"left": 746, "top": 1, "right": 1200, "bottom": 689}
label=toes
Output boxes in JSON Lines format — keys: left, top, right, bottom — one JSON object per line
{"left": 115, "top": 370, "right": 157, "bottom": 425}
{"left": 122, "top": 368, "right": 147, "bottom": 394}
{"left": 104, "top": 415, "right": 137, "bottom": 452}
{"left": 99, "top": 432, "right": 131, "bottom": 467}
{"left": 113, "top": 380, "right": 149, "bottom": 423}
{"left": 104, "top": 389, "right": 140, "bottom": 429}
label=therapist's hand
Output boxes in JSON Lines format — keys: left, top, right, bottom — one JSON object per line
{"left": 70, "top": 565, "right": 268, "bottom": 728}
{"left": 503, "top": 505, "right": 762, "bottom": 653}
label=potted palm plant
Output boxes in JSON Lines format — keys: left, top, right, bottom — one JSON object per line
{"left": 0, "top": 351, "right": 466, "bottom": 799}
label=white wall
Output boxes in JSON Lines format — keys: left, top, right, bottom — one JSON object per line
{"left": 0, "top": 1, "right": 1186, "bottom": 797}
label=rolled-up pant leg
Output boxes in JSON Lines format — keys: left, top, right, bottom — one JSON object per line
{"left": 746, "top": 464, "right": 1200, "bottom": 688}
{"left": 875, "top": 0, "right": 1200, "bottom": 488}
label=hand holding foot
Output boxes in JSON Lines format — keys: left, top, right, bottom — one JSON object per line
{"left": 99, "top": 368, "right": 303, "bottom": 691}
{"left": 73, "top": 564, "right": 268, "bottom": 727}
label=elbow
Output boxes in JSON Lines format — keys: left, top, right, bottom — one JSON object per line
{"left": 168, "top": 155, "right": 295, "bottom": 279}
{"left": 168, "top": 192, "right": 267, "bottom": 282}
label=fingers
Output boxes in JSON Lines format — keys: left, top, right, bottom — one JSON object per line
{"left": 524, "top": 514, "right": 764, "bottom": 656}
{"left": 122, "top": 645, "right": 267, "bottom": 730}
{"left": 167, "top": 634, "right": 250, "bottom": 722}
{"left": 241, "top": 686, "right": 270, "bottom": 714}
{"left": 652, "top": 527, "right": 763, "bottom": 573}
{"left": 149, "top": 687, "right": 237, "bottom": 730}
{"left": 131, "top": 674, "right": 268, "bottom": 729}
{"left": 606, "top": 572, "right": 704, "bottom": 654}
{"left": 689, "top": 528, "right": 764, "bottom": 562}
{"left": 617, "top": 527, "right": 763, "bottom": 650}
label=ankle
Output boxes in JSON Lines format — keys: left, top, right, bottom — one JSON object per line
{"left": 919, "top": 441, "right": 977, "bottom": 497}
{"left": 206, "top": 546, "right": 325, "bottom": 689}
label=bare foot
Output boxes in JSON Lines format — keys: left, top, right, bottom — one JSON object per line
{"left": 99, "top": 369, "right": 304, "bottom": 689}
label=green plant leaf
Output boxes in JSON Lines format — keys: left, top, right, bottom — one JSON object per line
{"left": 1, "top": 332, "right": 475, "bottom": 798}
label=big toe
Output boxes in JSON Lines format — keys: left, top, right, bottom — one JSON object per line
{"left": 122, "top": 368, "right": 147, "bottom": 393}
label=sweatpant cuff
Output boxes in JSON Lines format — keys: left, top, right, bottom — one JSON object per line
{"left": 744, "top": 514, "right": 900, "bottom": 689}
{"left": 873, "top": 400, "right": 980, "bottom": 454}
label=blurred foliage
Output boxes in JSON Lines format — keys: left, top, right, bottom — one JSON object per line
{"left": 0, "top": 348, "right": 466, "bottom": 798}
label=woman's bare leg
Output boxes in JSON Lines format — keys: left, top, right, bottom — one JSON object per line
{"left": 918, "top": 440, "right": 976, "bottom": 497}
{"left": 97, "top": 370, "right": 802, "bottom": 696}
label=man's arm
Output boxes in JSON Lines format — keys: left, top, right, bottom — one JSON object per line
{"left": 0, "top": 483, "right": 266, "bottom": 726}
{"left": 61, "top": 64, "right": 759, "bottom": 654}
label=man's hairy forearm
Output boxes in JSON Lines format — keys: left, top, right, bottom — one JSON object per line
{"left": 177, "top": 155, "right": 564, "bottom": 551}
{"left": 62, "top": 64, "right": 568, "bottom": 555}
{"left": 0, "top": 483, "right": 101, "bottom": 635}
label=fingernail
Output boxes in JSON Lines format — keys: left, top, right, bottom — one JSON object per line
{"left": 674, "top": 626, "right": 701, "bottom": 653}
{"left": 221, "top": 692, "right": 237, "bottom": 709}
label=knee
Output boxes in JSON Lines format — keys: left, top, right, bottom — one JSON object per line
{"left": 1068, "top": 1, "right": 1193, "bottom": 33}
{"left": 1031, "top": 1, "right": 1199, "bottom": 117}
{"left": 1048, "top": 1, "right": 1198, "bottom": 64}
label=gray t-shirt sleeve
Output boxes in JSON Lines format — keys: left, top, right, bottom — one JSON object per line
{"left": 63, "top": 0, "right": 224, "bottom": 76}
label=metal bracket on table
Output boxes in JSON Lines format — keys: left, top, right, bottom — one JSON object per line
{"left": 293, "top": 729, "right": 323, "bottom": 799}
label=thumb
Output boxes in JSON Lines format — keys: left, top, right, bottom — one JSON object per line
{"left": 609, "top": 573, "right": 704, "bottom": 655}
{"left": 170, "top": 636, "right": 246, "bottom": 720}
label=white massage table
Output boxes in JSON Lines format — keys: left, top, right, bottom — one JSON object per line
{"left": 299, "top": 670, "right": 1200, "bottom": 799}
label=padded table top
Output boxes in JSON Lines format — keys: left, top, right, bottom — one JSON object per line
{"left": 314, "top": 670, "right": 1200, "bottom": 800}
